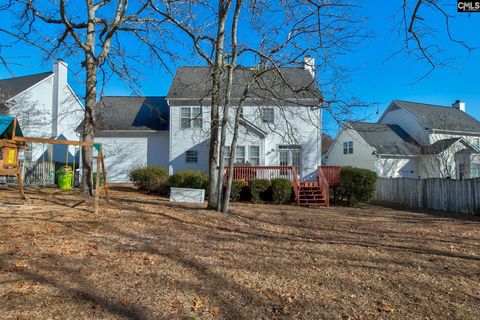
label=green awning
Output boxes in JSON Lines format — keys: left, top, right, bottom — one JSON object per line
{"left": 0, "top": 116, "right": 23, "bottom": 139}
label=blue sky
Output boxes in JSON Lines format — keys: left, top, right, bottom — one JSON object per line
{"left": 0, "top": 2, "right": 479, "bottom": 136}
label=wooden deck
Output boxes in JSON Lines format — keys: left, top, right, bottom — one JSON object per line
{"left": 225, "top": 166, "right": 341, "bottom": 207}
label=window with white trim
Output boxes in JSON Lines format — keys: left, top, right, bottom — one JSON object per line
{"left": 249, "top": 146, "right": 260, "bottom": 166}
{"left": 186, "top": 150, "right": 198, "bottom": 163}
{"left": 224, "top": 146, "right": 231, "bottom": 164}
{"left": 180, "top": 107, "right": 202, "bottom": 129}
{"left": 180, "top": 107, "right": 191, "bottom": 129}
{"left": 262, "top": 107, "right": 274, "bottom": 123}
{"left": 235, "top": 146, "right": 245, "bottom": 163}
{"left": 192, "top": 107, "right": 202, "bottom": 128}
{"left": 343, "top": 141, "right": 353, "bottom": 154}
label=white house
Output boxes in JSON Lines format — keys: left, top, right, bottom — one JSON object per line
{"left": 0, "top": 60, "right": 84, "bottom": 163}
{"left": 95, "top": 60, "right": 323, "bottom": 182}
{"left": 93, "top": 96, "right": 170, "bottom": 182}
{"left": 325, "top": 100, "right": 480, "bottom": 179}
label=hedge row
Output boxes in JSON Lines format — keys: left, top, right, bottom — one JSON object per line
{"left": 129, "top": 167, "right": 208, "bottom": 194}
{"left": 130, "top": 166, "right": 377, "bottom": 206}
{"left": 228, "top": 178, "right": 292, "bottom": 204}
{"left": 336, "top": 166, "right": 377, "bottom": 206}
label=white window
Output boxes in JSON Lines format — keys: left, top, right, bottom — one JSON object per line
{"left": 224, "top": 146, "right": 231, "bottom": 164}
{"left": 186, "top": 150, "right": 198, "bottom": 163}
{"left": 471, "top": 164, "right": 480, "bottom": 178}
{"left": 180, "top": 107, "right": 202, "bottom": 129}
{"left": 343, "top": 141, "right": 353, "bottom": 154}
{"left": 235, "top": 146, "right": 245, "bottom": 163}
{"left": 278, "top": 145, "right": 302, "bottom": 172}
{"left": 249, "top": 146, "right": 260, "bottom": 166}
{"left": 180, "top": 107, "right": 191, "bottom": 129}
{"left": 262, "top": 107, "right": 274, "bottom": 123}
{"left": 192, "top": 107, "right": 202, "bottom": 128}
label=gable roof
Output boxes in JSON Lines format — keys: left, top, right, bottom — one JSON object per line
{"left": 95, "top": 96, "right": 169, "bottom": 131}
{"left": 348, "top": 121, "right": 421, "bottom": 156}
{"left": 421, "top": 137, "right": 479, "bottom": 155}
{"left": 167, "top": 66, "right": 322, "bottom": 107}
{"left": 0, "top": 72, "right": 54, "bottom": 102}
{"left": 391, "top": 100, "right": 480, "bottom": 133}
{"left": 0, "top": 116, "right": 23, "bottom": 139}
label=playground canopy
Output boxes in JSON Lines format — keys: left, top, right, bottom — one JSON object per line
{"left": 0, "top": 116, "right": 23, "bottom": 139}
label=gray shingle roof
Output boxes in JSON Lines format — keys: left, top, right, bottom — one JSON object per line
{"left": 167, "top": 66, "right": 322, "bottom": 106}
{"left": 0, "top": 72, "right": 53, "bottom": 102}
{"left": 95, "top": 96, "right": 169, "bottom": 131}
{"left": 421, "top": 138, "right": 479, "bottom": 155}
{"left": 348, "top": 121, "right": 421, "bottom": 155}
{"left": 392, "top": 100, "right": 480, "bottom": 133}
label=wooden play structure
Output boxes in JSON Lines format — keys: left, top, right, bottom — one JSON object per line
{"left": 0, "top": 116, "right": 108, "bottom": 213}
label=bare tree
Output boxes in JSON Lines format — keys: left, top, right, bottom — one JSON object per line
{"left": 396, "top": 0, "right": 472, "bottom": 79}
{"left": 1, "top": 0, "right": 167, "bottom": 195}
{"left": 151, "top": 0, "right": 366, "bottom": 212}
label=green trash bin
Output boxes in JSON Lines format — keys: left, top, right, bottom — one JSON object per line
{"left": 57, "top": 166, "right": 73, "bottom": 190}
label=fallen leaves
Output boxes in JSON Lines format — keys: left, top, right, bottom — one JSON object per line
{"left": 10, "top": 282, "right": 43, "bottom": 295}
{"left": 376, "top": 301, "right": 395, "bottom": 313}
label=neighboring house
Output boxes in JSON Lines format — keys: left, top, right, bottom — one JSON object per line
{"left": 0, "top": 60, "right": 84, "bottom": 163}
{"left": 325, "top": 100, "right": 480, "bottom": 179}
{"left": 96, "top": 58, "right": 323, "bottom": 182}
{"left": 92, "top": 96, "right": 169, "bottom": 182}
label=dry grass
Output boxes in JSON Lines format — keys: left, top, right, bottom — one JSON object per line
{"left": 0, "top": 185, "right": 479, "bottom": 320}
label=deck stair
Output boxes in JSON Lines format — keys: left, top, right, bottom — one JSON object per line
{"left": 297, "top": 181, "right": 327, "bottom": 207}
{"left": 224, "top": 165, "right": 340, "bottom": 208}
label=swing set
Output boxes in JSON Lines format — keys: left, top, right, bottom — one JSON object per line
{"left": 0, "top": 116, "right": 109, "bottom": 213}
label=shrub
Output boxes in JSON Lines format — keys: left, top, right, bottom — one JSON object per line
{"left": 271, "top": 178, "right": 292, "bottom": 204}
{"left": 229, "top": 179, "right": 245, "bottom": 202}
{"left": 249, "top": 179, "right": 271, "bottom": 203}
{"left": 129, "top": 167, "right": 169, "bottom": 194}
{"left": 169, "top": 170, "right": 208, "bottom": 190}
{"left": 337, "top": 166, "right": 377, "bottom": 206}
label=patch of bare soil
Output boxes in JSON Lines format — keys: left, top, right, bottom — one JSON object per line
{"left": 0, "top": 185, "right": 479, "bottom": 319}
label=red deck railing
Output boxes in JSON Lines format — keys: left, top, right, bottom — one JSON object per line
{"left": 317, "top": 166, "right": 330, "bottom": 207}
{"left": 224, "top": 165, "right": 341, "bottom": 206}
{"left": 320, "top": 166, "right": 341, "bottom": 187}
{"left": 226, "top": 166, "right": 297, "bottom": 184}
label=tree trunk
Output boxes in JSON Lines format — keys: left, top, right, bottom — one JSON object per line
{"left": 81, "top": 3, "right": 97, "bottom": 196}
{"left": 207, "top": 0, "right": 232, "bottom": 209}
{"left": 80, "top": 59, "right": 97, "bottom": 196}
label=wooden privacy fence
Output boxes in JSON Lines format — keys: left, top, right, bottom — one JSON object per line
{"left": 375, "top": 177, "right": 480, "bottom": 215}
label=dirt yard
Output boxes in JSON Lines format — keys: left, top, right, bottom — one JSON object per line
{"left": 0, "top": 186, "right": 479, "bottom": 320}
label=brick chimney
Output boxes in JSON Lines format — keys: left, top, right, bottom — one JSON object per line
{"left": 52, "top": 59, "right": 68, "bottom": 137}
{"left": 303, "top": 55, "right": 315, "bottom": 78}
{"left": 452, "top": 99, "right": 466, "bottom": 112}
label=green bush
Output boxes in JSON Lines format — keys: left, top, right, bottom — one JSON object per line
{"left": 337, "top": 166, "right": 377, "bottom": 206}
{"left": 129, "top": 167, "right": 169, "bottom": 194}
{"left": 249, "top": 179, "right": 271, "bottom": 203}
{"left": 271, "top": 178, "right": 292, "bottom": 204}
{"left": 169, "top": 170, "right": 208, "bottom": 190}
{"left": 229, "top": 179, "right": 245, "bottom": 201}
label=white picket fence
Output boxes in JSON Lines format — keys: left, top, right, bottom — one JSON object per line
{"left": 375, "top": 177, "right": 480, "bottom": 215}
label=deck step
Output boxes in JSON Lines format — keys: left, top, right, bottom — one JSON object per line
{"left": 296, "top": 183, "right": 328, "bottom": 207}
